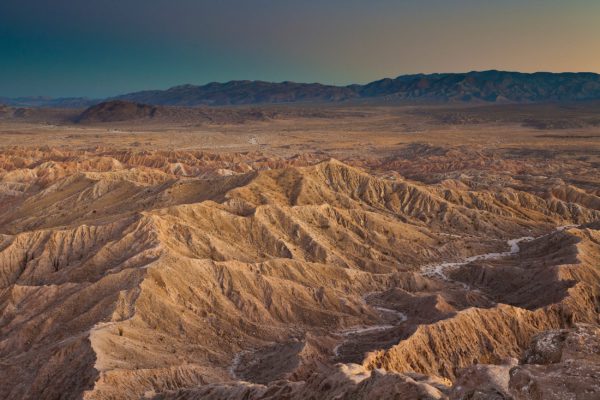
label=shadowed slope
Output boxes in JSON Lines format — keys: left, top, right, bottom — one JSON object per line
{"left": 0, "top": 150, "right": 599, "bottom": 399}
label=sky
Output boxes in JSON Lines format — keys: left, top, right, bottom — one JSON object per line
{"left": 1, "top": 0, "right": 600, "bottom": 98}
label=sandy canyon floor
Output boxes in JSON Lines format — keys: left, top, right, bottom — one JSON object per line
{"left": 1, "top": 104, "right": 599, "bottom": 399}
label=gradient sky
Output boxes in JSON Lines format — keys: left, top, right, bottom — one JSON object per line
{"left": 1, "top": 0, "right": 600, "bottom": 98}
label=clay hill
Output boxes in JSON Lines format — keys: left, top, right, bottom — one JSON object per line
{"left": 0, "top": 145, "right": 599, "bottom": 400}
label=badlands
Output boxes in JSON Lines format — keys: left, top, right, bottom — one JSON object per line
{"left": 1, "top": 103, "right": 599, "bottom": 399}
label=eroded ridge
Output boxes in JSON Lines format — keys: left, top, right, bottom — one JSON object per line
{"left": 0, "top": 147, "right": 599, "bottom": 400}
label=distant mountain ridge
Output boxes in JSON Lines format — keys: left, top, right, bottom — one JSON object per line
{"left": 4, "top": 71, "right": 600, "bottom": 107}
{"left": 0, "top": 96, "right": 97, "bottom": 108}
{"left": 115, "top": 81, "right": 357, "bottom": 107}
{"left": 360, "top": 71, "right": 600, "bottom": 102}
{"left": 114, "top": 71, "right": 600, "bottom": 105}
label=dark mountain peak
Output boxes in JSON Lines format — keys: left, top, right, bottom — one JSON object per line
{"left": 76, "top": 100, "right": 158, "bottom": 123}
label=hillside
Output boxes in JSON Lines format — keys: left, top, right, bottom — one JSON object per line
{"left": 0, "top": 146, "right": 599, "bottom": 399}
{"left": 75, "top": 101, "right": 159, "bottom": 123}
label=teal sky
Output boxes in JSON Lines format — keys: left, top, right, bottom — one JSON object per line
{"left": 1, "top": 0, "right": 600, "bottom": 97}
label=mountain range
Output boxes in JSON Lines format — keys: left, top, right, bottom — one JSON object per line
{"left": 4, "top": 70, "right": 600, "bottom": 107}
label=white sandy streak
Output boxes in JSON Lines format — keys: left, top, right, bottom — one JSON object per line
{"left": 421, "top": 225, "right": 577, "bottom": 282}
{"left": 373, "top": 307, "right": 408, "bottom": 322}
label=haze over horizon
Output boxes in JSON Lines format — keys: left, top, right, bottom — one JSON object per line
{"left": 2, "top": 0, "right": 600, "bottom": 98}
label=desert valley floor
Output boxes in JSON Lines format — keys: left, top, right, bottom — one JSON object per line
{"left": 1, "top": 103, "right": 599, "bottom": 399}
